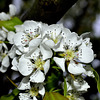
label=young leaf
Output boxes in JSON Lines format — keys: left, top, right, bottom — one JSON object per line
{"left": 0, "top": 17, "right": 22, "bottom": 31}
{"left": 92, "top": 67, "right": 100, "bottom": 93}
{"left": 43, "top": 92, "right": 68, "bottom": 100}
{"left": 0, "top": 88, "right": 19, "bottom": 100}
{"left": 64, "top": 78, "right": 67, "bottom": 97}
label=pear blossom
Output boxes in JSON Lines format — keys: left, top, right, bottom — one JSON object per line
{"left": 18, "top": 78, "right": 45, "bottom": 100}
{"left": 53, "top": 31, "right": 94, "bottom": 75}
{"left": 0, "top": 4, "right": 16, "bottom": 20}
{"left": 13, "top": 21, "right": 41, "bottom": 51}
{"left": 14, "top": 20, "right": 53, "bottom": 60}
{"left": 42, "top": 24, "right": 63, "bottom": 49}
{"left": 62, "top": 76, "right": 90, "bottom": 100}
{"left": 14, "top": 21, "right": 44, "bottom": 53}
{"left": 11, "top": 47, "right": 50, "bottom": 83}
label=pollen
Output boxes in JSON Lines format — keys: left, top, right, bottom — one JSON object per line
{"left": 35, "top": 58, "right": 45, "bottom": 70}
{"left": 65, "top": 49, "right": 75, "bottom": 61}
{"left": 29, "top": 87, "right": 38, "bottom": 97}
{"left": 0, "top": 41, "right": 3, "bottom": 43}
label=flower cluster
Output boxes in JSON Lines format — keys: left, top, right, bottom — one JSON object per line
{"left": 0, "top": 4, "right": 96, "bottom": 100}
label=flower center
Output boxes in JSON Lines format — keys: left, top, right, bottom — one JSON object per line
{"left": 29, "top": 87, "right": 38, "bottom": 97}
{"left": 65, "top": 49, "right": 75, "bottom": 61}
{"left": 66, "top": 95, "right": 74, "bottom": 100}
{"left": 35, "top": 58, "right": 45, "bottom": 70}
{"left": 0, "top": 41, "right": 3, "bottom": 43}
{"left": 24, "top": 33, "right": 39, "bottom": 42}
{"left": 50, "top": 32, "right": 61, "bottom": 44}
{"left": 0, "top": 53, "right": 7, "bottom": 60}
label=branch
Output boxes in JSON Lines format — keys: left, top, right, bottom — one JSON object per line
{"left": 21, "top": 0, "right": 78, "bottom": 24}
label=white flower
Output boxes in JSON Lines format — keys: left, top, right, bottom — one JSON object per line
{"left": 64, "top": 76, "right": 90, "bottom": 97}
{"left": 18, "top": 79, "right": 45, "bottom": 100}
{"left": 42, "top": 24, "right": 63, "bottom": 49}
{"left": 14, "top": 21, "right": 43, "bottom": 53}
{"left": 53, "top": 31, "right": 94, "bottom": 75}
{"left": 0, "top": 4, "right": 16, "bottom": 20}
{"left": 12, "top": 47, "right": 50, "bottom": 83}
{"left": 73, "top": 79, "right": 90, "bottom": 92}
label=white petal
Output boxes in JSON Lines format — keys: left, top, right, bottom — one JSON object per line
{"left": 44, "top": 40, "right": 55, "bottom": 48}
{"left": 14, "top": 32, "right": 28, "bottom": 46}
{"left": 19, "top": 93, "right": 31, "bottom": 100}
{"left": 2, "top": 26, "right": 8, "bottom": 32}
{"left": 73, "top": 80, "right": 90, "bottom": 91}
{"left": 53, "top": 57, "right": 65, "bottom": 72}
{"left": 44, "top": 24, "right": 63, "bottom": 37}
{"left": 9, "top": 4, "right": 16, "bottom": 16}
{"left": 68, "top": 61, "right": 86, "bottom": 75}
{"left": 25, "top": 47, "right": 40, "bottom": 59}
{"left": 39, "top": 84, "right": 45, "bottom": 96}
{"left": 15, "top": 25, "right": 24, "bottom": 32}
{"left": 0, "top": 66, "right": 7, "bottom": 73}
{"left": 30, "top": 70, "right": 45, "bottom": 83}
{"left": 29, "top": 38, "right": 42, "bottom": 50}
{"left": 0, "top": 29, "right": 7, "bottom": 39}
{"left": 2, "top": 43, "right": 8, "bottom": 50}
{"left": 18, "top": 55, "right": 34, "bottom": 76}
{"left": 16, "top": 49, "right": 22, "bottom": 55}
{"left": 53, "top": 38, "right": 65, "bottom": 52}
{"left": 0, "top": 12, "right": 10, "bottom": 20}
{"left": 65, "top": 32, "right": 82, "bottom": 49}
{"left": 8, "top": 46, "right": 16, "bottom": 58}
{"left": 7, "top": 31, "right": 15, "bottom": 44}
{"left": 78, "top": 81, "right": 90, "bottom": 91}
{"left": 17, "top": 77, "right": 31, "bottom": 90}
{"left": 11, "top": 57, "right": 18, "bottom": 71}
{"left": 2, "top": 55, "right": 10, "bottom": 67}
{"left": 61, "top": 27, "right": 71, "bottom": 38}
{"left": 40, "top": 44, "right": 53, "bottom": 60}
{"left": 78, "top": 46, "right": 94, "bottom": 63}
{"left": 84, "top": 65, "right": 94, "bottom": 77}
{"left": 43, "top": 60, "right": 50, "bottom": 75}
{"left": 67, "top": 82, "right": 73, "bottom": 91}
{"left": 33, "top": 96, "right": 38, "bottom": 100}
{"left": 23, "top": 20, "right": 41, "bottom": 34}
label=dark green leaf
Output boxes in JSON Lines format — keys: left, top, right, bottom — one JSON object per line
{"left": 52, "top": 66, "right": 61, "bottom": 71}
{"left": 0, "top": 88, "right": 19, "bottom": 100}
{"left": 46, "top": 73, "right": 59, "bottom": 91}
{"left": 43, "top": 92, "right": 68, "bottom": 100}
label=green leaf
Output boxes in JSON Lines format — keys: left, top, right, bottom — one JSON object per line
{"left": 46, "top": 73, "right": 59, "bottom": 91}
{"left": 92, "top": 67, "right": 100, "bottom": 93}
{"left": 64, "top": 78, "right": 67, "bottom": 97}
{"left": 0, "top": 88, "right": 19, "bottom": 100}
{"left": 52, "top": 66, "right": 61, "bottom": 71}
{"left": 43, "top": 92, "right": 68, "bottom": 100}
{"left": 0, "top": 17, "right": 22, "bottom": 31}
